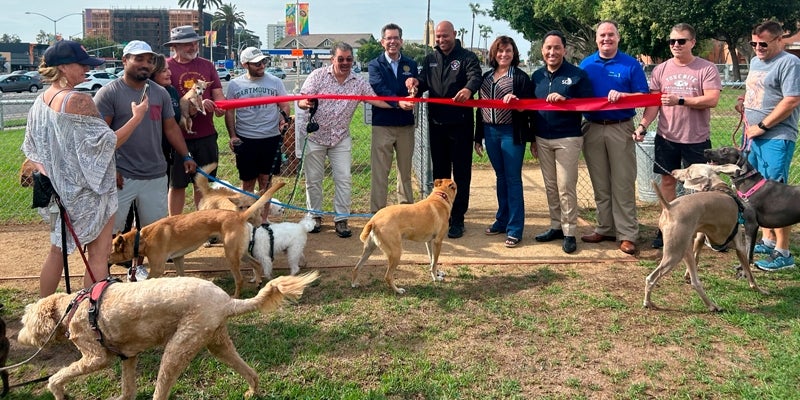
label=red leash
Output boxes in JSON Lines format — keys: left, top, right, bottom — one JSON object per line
{"left": 53, "top": 196, "right": 98, "bottom": 285}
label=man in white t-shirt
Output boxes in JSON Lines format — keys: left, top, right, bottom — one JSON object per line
{"left": 634, "top": 22, "right": 722, "bottom": 248}
{"left": 225, "top": 47, "right": 291, "bottom": 194}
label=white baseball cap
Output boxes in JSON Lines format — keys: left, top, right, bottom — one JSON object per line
{"left": 123, "top": 40, "right": 156, "bottom": 56}
{"left": 240, "top": 47, "right": 267, "bottom": 64}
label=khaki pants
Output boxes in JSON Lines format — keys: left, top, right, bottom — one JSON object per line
{"left": 535, "top": 136, "right": 583, "bottom": 237}
{"left": 369, "top": 125, "right": 415, "bottom": 212}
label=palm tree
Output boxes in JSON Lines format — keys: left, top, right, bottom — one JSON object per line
{"left": 468, "top": 3, "right": 485, "bottom": 51}
{"left": 177, "top": 0, "right": 223, "bottom": 33}
{"left": 479, "top": 24, "right": 493, "bottom": 51}
{"left": 458, "top": 27, "right": 468, "bottom": 44}
{"left": 212, "top": 3, "right": 246, "bottom": 61}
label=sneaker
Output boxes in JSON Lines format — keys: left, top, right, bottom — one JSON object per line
{"left": 755, "top": 251, "right": 795, "bottom": 271}
{"left": 448, "top": 224, "right": 465, "bottom": 239}
{"left": 652, "top": 230, "right": 663, "bottom": 249}
{"left": 127, "top": 265, "right": 149, "bottom": 282}
{"left": 753, "top": 240, "right": 775, "bottom": 255}
{"left": 310, "top": 217, "right": 322, "bottom": 234}
{"left": 335, "top": 220, "right": 352, "bottom": 238}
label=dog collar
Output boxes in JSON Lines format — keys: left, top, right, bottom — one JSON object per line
{"left": 737, "top": 178, "right": 767, "bottom": 200}
{"left": 433, "top": 191, "right": 448, "bottom": 201}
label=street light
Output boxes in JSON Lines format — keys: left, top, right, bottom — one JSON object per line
{"left": 25, "top": 11, "right": 82, "bottom": 41}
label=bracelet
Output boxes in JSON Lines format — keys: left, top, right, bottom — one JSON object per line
{"left": 183, "top": 152, "right": 193, "bottom": 161}
{"left": 638, "top": 123, "right": 647, "bottom": 130}
{"left": 757, "top": 121, "right": 769, "bottom": 131}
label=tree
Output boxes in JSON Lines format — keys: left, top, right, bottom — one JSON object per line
{"left": 356, "top": 37, "right": 382, "bottom": 66}
{"left": 458, "top": 27, "right": 468, "bottom": 44}
{"left": 212, "top": 3, "right": 246, "bottom": 61}
{"left": 177, "top": 0, "right": 223, "bottom": 33}
{"left": 0, "top": 34, "right": 21, "bottom": 44}
{"left": 35, "top": 30, "right": 50, "bottom": 45}
{"left": 402, "top": 42, "right": 429, "bottom": 65}
{"left": 469, "top": 3, "right": 486, "bottom": 50}
{"left": 74, "top": 35, "right": 118, "bottom": 58}
{"left": 479, "top": 24, "right": 493, "bottom": 52}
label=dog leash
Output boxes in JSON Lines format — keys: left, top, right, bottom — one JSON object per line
{"left": 634, "top": 140, "right": 672, "bottom": 176}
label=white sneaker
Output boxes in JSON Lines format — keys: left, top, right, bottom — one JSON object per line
{"left": 127, "top": 265, "right": 149, "bottom": 282}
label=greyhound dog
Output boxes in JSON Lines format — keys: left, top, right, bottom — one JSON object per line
{"left": 704, "top": 146, "right": 800, "bottom": 264}
{"left": 644, "top": 163, "right": 767, "bottom": 312}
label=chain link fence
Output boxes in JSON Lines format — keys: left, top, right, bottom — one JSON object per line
{"left": 2, "top": 88, "right": 798, "bottom": 225}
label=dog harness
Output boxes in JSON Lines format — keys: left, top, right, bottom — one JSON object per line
{"left": 249, "top": 223, "right": 275, "bottom": 261}
{"left": 64, "top": 277, "right": 128, "bottom": 359}
{"left": 736, "top": 178, "right": 767, "bottom": 200}
{"left": 707, "top": 187, "right": 746, "bottom": 251}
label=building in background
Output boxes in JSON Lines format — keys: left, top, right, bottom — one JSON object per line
{"left": 267, "top": 22, "right": 286, "bottom": 48}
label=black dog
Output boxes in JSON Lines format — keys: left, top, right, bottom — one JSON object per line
{"left": 704, "top": 146, "right": 800, "bottom": 263}
{"left": 1, "top": 316, "right": 9, "bottom": 397}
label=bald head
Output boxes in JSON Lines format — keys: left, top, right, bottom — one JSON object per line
{"left": 435, "top": 20, "right": 457, "bottom": 54}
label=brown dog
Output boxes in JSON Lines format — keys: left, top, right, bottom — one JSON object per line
{"left": 19, "top": 158, "right": 36, "bottom": 187}
{"left": 179, "top": 79, "right": 208, "bottom": 134}
{"left": 195, "top": 163, "right": 283, "bottom": 225}
{"left": 17, "top": 272, "right": 318, "bottom": 400}
{"left": 352, "top": 178, "right": 457, "bottom": 294}
{"left": 108, "top": 181, "right": 285, "bottom": 298}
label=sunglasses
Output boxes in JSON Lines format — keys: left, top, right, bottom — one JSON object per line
{"left": 749, "top": 38, "right": 777, "bottom": 48}
{"left": 336, "top": 56, "right": 354, "bottom": 63}
{"left": 247, "top": 60, "right": 266, "bottom": 66}
{"left": 668, "top": 38, "right": 689, "bottom": 46}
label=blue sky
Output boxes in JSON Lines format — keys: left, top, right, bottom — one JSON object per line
{"left": 3, "top": 1, "right": 530, "bottom": 53}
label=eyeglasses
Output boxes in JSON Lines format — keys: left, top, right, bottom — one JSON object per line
{"left": 668, "top": 38, "right": 689, "bottom": 46}
{"left": 750, "top": 37, "right": 779, "bottom": 48}
{"left": 383, "top": 36, "right": 402, "bottom": 42}
{"left": 336, "top": 56, "right": 354, "bottom": 63}
{"left": 247, "top": 60, "right": 266, "bottom": 66}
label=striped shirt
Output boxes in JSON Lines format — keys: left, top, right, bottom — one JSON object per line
{"left": 479, "top": 67, "right": 515, "bottom": 125}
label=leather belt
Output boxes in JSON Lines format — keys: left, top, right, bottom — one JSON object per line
{"left": 590, "top": 118, "right": 632, "bottom": 125}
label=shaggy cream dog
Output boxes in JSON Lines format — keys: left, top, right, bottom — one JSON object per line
{"left": 17, "top": 272, "right": 319, "bottom": 400}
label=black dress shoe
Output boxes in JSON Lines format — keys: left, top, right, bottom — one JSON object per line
{"left": 535, "top": 228, "right": 564, "bottom": 242}
{"left": 448, "top": 224, "right": 465, "bottom": 238}
{"left": 563, "top": 236, "right": 577, "bottom": 253}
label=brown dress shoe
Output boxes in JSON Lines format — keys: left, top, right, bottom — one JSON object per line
{"left": 580, "top": 232, "right": 617, "bottom": 243}
{"left": 619, "top": 240, "right": 637, "bottom": 254}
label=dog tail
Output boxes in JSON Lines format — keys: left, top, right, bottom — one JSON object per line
{"left": 233, "top": 271, "right": 319, "bottom": 316}
{"left": 194, "top": 162, "right": 218, "bottom": 196}
{"left": 652, "top": 180, "right": 671, "bottom": 211}
{"left": 243, "top": 181, "right": 286, "bottom": 222}
{"left": 299, "top": 214, "right": 316, "bottom": 232}
{"left": 359, "top": 220, "right": 374, "bottom": 242}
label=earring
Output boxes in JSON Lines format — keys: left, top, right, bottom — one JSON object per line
{"left": 59, "top": 76, "right": 69, "bottom": 88}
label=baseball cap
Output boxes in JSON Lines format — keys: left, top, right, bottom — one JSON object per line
{"left": 123, "top": 40, "right": 156, "bottom": 56}
{"left": 240, "top": 47, "right": 267, "bottom": 64}
{"left": 43, "top": 40, "right": 104, "bottom": 67}
{"left": 164, "top": 25, "right": 203, "bottom": 45}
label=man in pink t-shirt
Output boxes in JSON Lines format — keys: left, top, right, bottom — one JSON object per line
{"left": 634, "top": 22, "right": 722, "bottom": 248}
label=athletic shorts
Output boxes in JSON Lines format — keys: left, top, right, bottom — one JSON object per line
{"left": 170, "top": 133, "right": 219, "bottom": 189}
{"left": 234, "top": 135, "right": 282, "bottom": 181}
{"left": 748, "top": 138, "right": 795, "bottom": 183}
{"left": 653, "top": 135, "right": 711, "bottom": 175}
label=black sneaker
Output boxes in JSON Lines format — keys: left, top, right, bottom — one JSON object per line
{"left": 562, "top": 236, "right": 577, "bottom": 253}
{"left": 335, "top": 220, "right": 352, "bottom": 238}
{"left": 652, "top": 230, "right": 663, "bottom": 249}
{"left": 448, "top": 224, "right": 465, "bottom": 239}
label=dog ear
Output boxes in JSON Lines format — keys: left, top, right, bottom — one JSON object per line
{"left": 713, "top": 164, "right": 741, "bottom": 176}
{"left": 433, "top": 179, "right": 442, "bottom": 188}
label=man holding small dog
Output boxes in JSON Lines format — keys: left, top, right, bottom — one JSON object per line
{"left": 94, "top": 40, "right": 196, "bottom": 281}
{"left": 736, "top": 20, "right": 800, "bottom": 271}
{"left": 225, "top": 47, "right": 291, "bottom": 194}
{"left": 635, "top": 23, "right": 722, "bottom": 249}
{"left": 165, "top": 25, "right": 226, "bottom": 216}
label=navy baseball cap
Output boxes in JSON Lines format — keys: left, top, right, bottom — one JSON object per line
{"left": 43, "top": 40, "right": 105, "bottom": 67}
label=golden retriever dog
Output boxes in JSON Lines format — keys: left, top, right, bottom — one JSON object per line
{"left": 108, "top": 181, "right": 285, "bottom": 298}
{"left": 19, "top": 158, "right": 37, "bottom": 187}
{"left": 195, "top": 163, "right": 283, "bottom": 225}
{"left": 352, "top": 178, "right": 457, "bottom": 294}
{"left": 179, "top": 79, "right": 208, "bottom": 134}
{"left": 17, "top": 272, "right": 319, "bottom": 400}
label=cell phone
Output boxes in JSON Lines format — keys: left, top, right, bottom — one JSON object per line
{"left": 139, "top": 83, "right": 149, "bottom": 104}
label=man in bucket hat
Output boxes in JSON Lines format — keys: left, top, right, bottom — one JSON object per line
{"left": 165, "top": 25, "right": 226, "bottom": 216}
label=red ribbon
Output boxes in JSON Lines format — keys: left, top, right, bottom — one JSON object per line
{"left": 216, "top": 93, "right": 662, "bottom": 112}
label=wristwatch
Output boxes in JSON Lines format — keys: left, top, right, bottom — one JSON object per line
{"left": 757, "top": 121, "right": 769, "bottom": 131}
{"left": 677, "top": 97, "right": 685, "bottom": 106}
{"left": 183, "top": 152, "right": 193, "bottom": 161}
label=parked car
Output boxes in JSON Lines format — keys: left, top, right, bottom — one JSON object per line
{"left": 74, "top": 70, "right": 118, "bottom": 91}
{"left": 216, "top": 67, "right": 231, "bottom": 81}
{"left": 24, "top": 71, "right": 41, "bottom": 79}
{"left": 0, "top": 73, "right": 44, "bottom": 93}
{"left": 266, "top": 67, "right": 286, "bottom": 79}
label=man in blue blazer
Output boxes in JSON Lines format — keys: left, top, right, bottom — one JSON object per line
{"left": 368, "top": 23, "right": 418, "bottom": 212}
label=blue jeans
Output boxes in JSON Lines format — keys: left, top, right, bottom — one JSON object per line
{"left": 484, "top": 124, "right": 525, "bottom": 239}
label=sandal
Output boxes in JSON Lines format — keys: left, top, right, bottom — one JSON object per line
{"left": 504, "top": 237, "right": 520, "bottom": 248}
{"left": 485, "top": 226, "right": 504, "bottom": 236}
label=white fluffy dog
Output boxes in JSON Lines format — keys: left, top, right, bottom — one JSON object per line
{"left": 250, "top": 215, "right": 316, "bottom": 280}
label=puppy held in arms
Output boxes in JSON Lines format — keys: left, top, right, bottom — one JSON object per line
{"left": 352, "top": 178, "right": 457, "bottom": 294}
{"left": 179, "top": 79, "right": 208, "bottom": 134}
{"left": 17, "top": 272, "right": 319, "bottom": 400}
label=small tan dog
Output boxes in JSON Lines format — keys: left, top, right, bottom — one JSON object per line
{"left": 17, "top": 272, "right": 319, "bottom": 400}
{"left": 352, "top": 178, "right": 457, "bottom": 294}
{"left": 18, "top": 158, "right": 36, "bottom": 187}
{"left": 195, "top": 163, "right": 283, "bottom": 225}
{"left": 109, "top": 181, "right": 285, "bottom": 298}
{"left": 179, "top": 79, "right": 208, "bottom": 134}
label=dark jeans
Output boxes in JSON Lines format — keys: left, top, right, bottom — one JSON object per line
{"left": 484, "top": 124, "right": 525, "bottom": 239}
{"left": 429, "top": 120, "right": 473, "bottom": 226}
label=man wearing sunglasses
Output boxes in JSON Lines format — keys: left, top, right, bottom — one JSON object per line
{"left": 225, "top": 47, "right": 291, "bottom": 199}
{"left": 636, "top": 23, "right": 721, "bottom": 249}
{"left": 736, "top": 20, "right": 800, "bottom": 271}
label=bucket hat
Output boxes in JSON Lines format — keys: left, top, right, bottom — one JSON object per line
{"left": 165, "top": 25, "right": 203, "bottom": 45}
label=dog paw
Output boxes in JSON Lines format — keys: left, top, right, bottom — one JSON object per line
{"left": 351, "top": 282, "right": 360, "bottom": 288}
{"left": 395, "top": 287, "right": 406, "bottom": 294}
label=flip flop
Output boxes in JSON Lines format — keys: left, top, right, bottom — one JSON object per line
{"left": 504, "top": 237, "right": 520, "bottom": 248}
